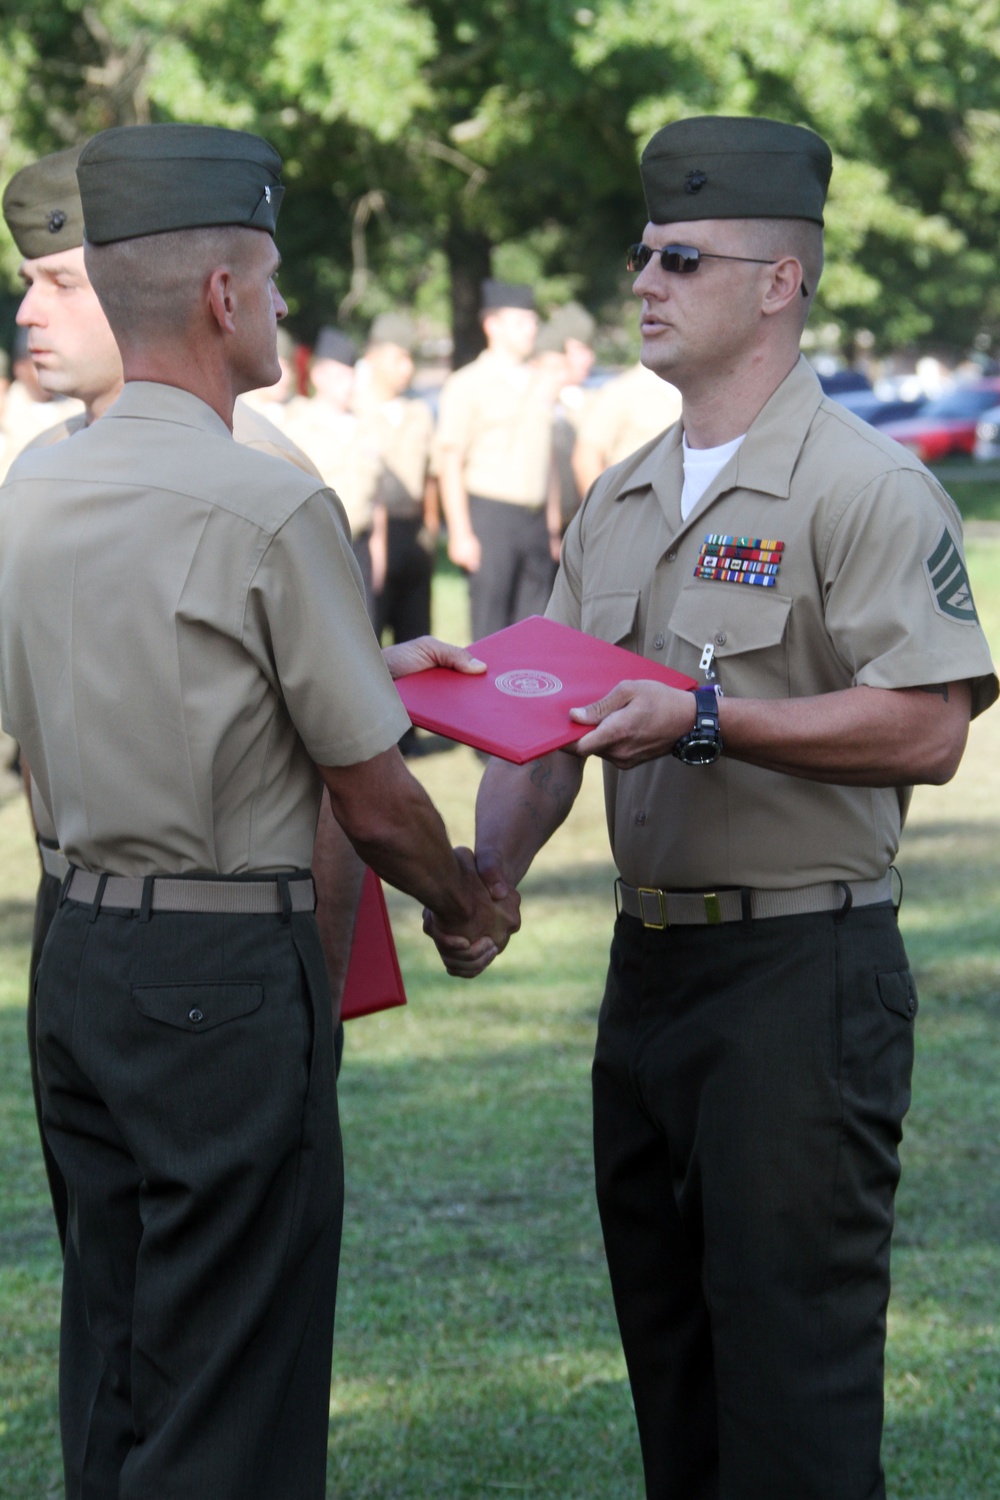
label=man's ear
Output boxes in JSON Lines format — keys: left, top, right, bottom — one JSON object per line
{"left": 206, "top": 267, "right": 238, "bottom": 335}
{"left": 761, "top": 256, "right": 805, "bottom": 317}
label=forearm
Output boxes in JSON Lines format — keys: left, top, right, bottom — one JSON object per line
{"left": 475, "top": 750, "right": 584, "bottom": 886}
{"left": 312, "top": 794, "right": 366, "bottom": 1019}
{"left": 321, "top": 747, "right": 477, "bottom": 930}
{"left": 719, "top": 682, "right": 972, "bottom": 785}
{"left": 438, "top": 448, "right": 470, "bottom": 535}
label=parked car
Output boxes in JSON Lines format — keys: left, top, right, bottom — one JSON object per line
{"left": 879, "top": 381, "right": 1000, "bottom": 463}
{"left": 973, "top": 403, "right": 1000, "bottom": 460}
{"left": 829, "top": 389, "right": 928, "bottom": 428}
{"left": 817, "top": 369, "right": 872, "bottom": 397}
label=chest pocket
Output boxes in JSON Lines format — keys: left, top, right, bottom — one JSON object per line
{"left": 668, "top": 584, "right": 792, "bottom": 697}
{"left": 581, "top": 589, "right": 640, "bottom": 649}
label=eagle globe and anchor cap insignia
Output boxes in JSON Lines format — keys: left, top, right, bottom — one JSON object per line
{"left": 495, "top": 668, "right": 563, "bottom": 698}
{"left": 924, "top": 526, "right": 979, "bottom": 622}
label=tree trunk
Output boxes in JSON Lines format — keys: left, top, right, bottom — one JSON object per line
{"left": 445, "top": 222, "right": 492, "bottom": 369}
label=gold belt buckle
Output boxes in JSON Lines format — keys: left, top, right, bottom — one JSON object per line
{"left": 638, "top": 886, "right": 668, "bottom": 929}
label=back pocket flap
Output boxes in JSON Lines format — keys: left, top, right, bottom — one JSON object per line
{"left": 132, "top": 982, "right": 263, "bottom": 1033}
{"left": 877, "top": 970, "right": 917, "bottom": 1021}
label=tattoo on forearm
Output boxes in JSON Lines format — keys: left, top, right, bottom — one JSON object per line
{"left": 528, "top": 760, "right": 575, "bottom": 810}
{"left": 919, "top": 683, "right": 950, "bottom": 702}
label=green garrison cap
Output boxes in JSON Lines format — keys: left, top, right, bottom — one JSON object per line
{"left": 480, "top": 279, "right": 535, "bottom": 313}
{"left": 3, "top": 145, "right": 85, "bottom": 258}
{"left": 76, "top": 123, "right": 284, "bottom": 244}
{"left": 368, "top": 311, "right": 419, "bottom": 353}
{"left": 640, "top": 116, "right": 832, "bottom": 226}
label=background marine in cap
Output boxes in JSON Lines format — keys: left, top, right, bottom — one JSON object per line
{"left": 0, "top": 121, "right": 519, "bottom": 1500}
{"left": 433, "top": 114, "right": 998, "bottom": 1499}
{"left": 435, "top": 278, "right": 559, "bottom": 639}
{"left": 354, "top": 311, "right": 439, "bottom": 664}
{"left": 283, "top": 324, "right": 385, "bottom": 622}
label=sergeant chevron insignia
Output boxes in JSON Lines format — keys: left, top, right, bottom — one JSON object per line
{"left": 924, "top": 527, "right": 978, "bottom": 622}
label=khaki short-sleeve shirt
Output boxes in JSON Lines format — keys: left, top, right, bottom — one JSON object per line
{"left": 281, "top": 396, "right": 381, "bottom": 537}
{"left": 435, "top": 351, "right": 553, "bottom": 505}
{"left": 581, "top": 363, "right": 682, "bottom": 469}
{"left": 548, "top": 357, "right": 998, "bottom": 889}
{"left": 355, "top": 395, "right": 434, "bottom": 519}
{"left": 0, "top": 382, "right": 410, "bottom": 876}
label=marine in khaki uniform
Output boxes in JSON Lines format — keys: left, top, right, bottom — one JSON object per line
{"left": 283, "top": 326, "right": 384, "bottom": 621}
{"left": 1, "top": 143, "right": 336, "bottom": 1287}
{"left": 572, "top": 359, "right": 682, "bottom": 495}
{"left": 0, "top": 123, "right": 518, "bottom": 1500}
{"left": 533, "top": 301, "right": 598, "bottom": 534}
{"left": 429, "top": 117, "right": 998, "bottom": 1498}
{"left": 355, "top": 311, "right": 438, "bottom": 647}
{"left": 436, "top": 278, "right": 559, "bottom": 640}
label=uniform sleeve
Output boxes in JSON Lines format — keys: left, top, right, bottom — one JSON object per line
{"left": 245, "top": 489, "right": 411, "bottom": 765}
{"left": 433, "top": 368, "right": 476, "bottom": 459}
{"left": 823, "top": 469, "right": 998, "bottom": 718}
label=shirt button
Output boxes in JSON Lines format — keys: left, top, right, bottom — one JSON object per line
{"left": 715, "top": 631, "right": 727, "bottom": 646}
{"left": 189, "top": 1008, "right": 204, "bottom": 1025}
{"left": 653, "top": 634, "right": 665, "bottom": 650}
{"left": 666, "top": 550, "right": 678, "bottom": 563}
{"left": 635, "top": 810, "right": 647, "bottom": 826}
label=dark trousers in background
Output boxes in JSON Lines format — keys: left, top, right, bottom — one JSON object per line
{"left": 593, "top": 903, "right": 916, "bottom": 1500}
{"left": 35, "top": 887, "right": 343, "bottom": 1500}
{"left": 467, "top": 494, "right": 556, "bottom": 641}
{"left": 377, "top": 515, "right": 434, "bottom": 644}
{"left": 27, "top": 868, "right": 68, "bottom": 1246}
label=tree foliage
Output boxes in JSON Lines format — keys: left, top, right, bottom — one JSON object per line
{"left": 2, "top": 0, "right": 1000, "bottom": 358}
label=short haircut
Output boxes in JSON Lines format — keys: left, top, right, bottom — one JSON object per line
{"left": 84, "top": 225, "right": 262, "bottom": 343}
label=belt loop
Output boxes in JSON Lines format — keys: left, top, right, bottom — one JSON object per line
{"left": 139, "top": 876, "right": 155, "bottom": 923}
{"left": 835, "top": 880, "right": 853, "bottom": 923}
{"left": 89, "top": 874, "right": 108, "bottom": 923}
{"left": 740, "top": 887, "right": 753, "bottom": 925}
{"left": 277, "top": 874, "right": 293, "bottom": 923}
{"left": 889, "top": 864, "right": 903, "bottom": 915}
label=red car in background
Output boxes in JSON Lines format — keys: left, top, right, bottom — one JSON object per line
{"left": 879, "top": 380, "right": 1000, "bottom": 463}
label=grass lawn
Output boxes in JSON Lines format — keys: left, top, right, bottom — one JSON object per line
{"left": 1, "top": 546, "right": 998, "bottom": 1497}
{"left": 931, "top": 458, "right": 1000, "bottom": 522}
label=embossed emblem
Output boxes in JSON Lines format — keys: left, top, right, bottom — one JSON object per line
{"left": 47, "top": 209, "right": 67, "bottom": 233}
{"left": 685, "top": 169, "right": 708, "bottom": 194}
{"left": 495, "top": 669, "right": 563, "bottom": 698}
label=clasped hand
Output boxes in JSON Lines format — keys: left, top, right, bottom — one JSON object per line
{"left": 423, "top": 846, "right": 520, "bottom": 978}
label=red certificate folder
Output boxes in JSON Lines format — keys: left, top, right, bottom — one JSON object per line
{"left": 395, "top": 615, "right": 698, "bottom": 763}
{"left": 341, "top": 868, "right": 407, "bottom": 1022}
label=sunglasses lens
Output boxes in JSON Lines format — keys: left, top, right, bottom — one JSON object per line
{"left": 664, "top": 246, "right": 700, "bottom": 273}
{"left": 626, "top": 243, "right": 651, "bottom": 273}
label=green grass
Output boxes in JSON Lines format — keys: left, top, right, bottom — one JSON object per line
{"left": 1, "top": 545, "right": 999, "bottom": 1496}
{"left": 931, "top": 459, "right": 1000, "bottom": 522}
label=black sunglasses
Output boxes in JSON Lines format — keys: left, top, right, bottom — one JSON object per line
{"left": 627, "top": 241, "right": 809, "bottom": 298}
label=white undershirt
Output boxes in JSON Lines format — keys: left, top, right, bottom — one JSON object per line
{"left": 680, "top": 432, "right": 746, "bottom": 520}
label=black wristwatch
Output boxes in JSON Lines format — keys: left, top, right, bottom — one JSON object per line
{"left": 672, "top": 685, "right": 723, "bottom": 765}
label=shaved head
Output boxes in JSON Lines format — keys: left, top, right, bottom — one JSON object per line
{"left": 84, "top": 226, "right": 265, "bottom": 343}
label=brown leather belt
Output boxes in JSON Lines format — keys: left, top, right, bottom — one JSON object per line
{"left": 615, "top": 873, "right": 893, "bottom": 928}
{"left": 65, "top": 868, "right": 316, "bottom": 915}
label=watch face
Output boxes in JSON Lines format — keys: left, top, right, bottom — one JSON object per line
{"left": 677, "top": 736, "right": 722, "bottom": 765}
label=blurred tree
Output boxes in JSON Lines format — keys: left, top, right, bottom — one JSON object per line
{"left": 2, "top": 0, "right": 1000, "bottom": 360}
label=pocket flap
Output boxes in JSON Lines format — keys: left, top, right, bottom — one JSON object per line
{"left": 580, "top": 590, "right": 640, "bottom": 645}
{"left": 132, "top": 982, "right": 263, "bottom": 1033}
{"left": 876, "top": 970, "right": 917, "bottom": 1021}
{"left": 668, "top": 585, "right": 791, "bottom": 657}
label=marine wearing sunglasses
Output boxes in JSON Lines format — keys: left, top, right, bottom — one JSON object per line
{"left": 627, "top": 241, "right": 809, "bottom": 298}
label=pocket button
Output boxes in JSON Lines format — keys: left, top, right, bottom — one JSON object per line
{"left": 189, "top": 1008, "right": 204, "bottom": 1025}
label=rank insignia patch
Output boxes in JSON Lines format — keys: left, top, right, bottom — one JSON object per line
{"left": 695, "top": 534, "right": 784, "bottom": 588}
{"left": 924, "top": 527, "right": 979, "bottom": 622}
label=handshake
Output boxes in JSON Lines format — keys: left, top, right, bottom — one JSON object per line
{"left": 422, "top": 845, "right": 520, "bottom": 979}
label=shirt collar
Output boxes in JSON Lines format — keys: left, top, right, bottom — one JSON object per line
{"left": 105, "top": 381, "right": 234, "bottom": 439}
{"left": 614, "top": 355, "right": 824, "bottom": 507}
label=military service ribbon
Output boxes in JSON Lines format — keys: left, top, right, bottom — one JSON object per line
{"left": 695, "top": 534, "right": 784, "bottom": 587}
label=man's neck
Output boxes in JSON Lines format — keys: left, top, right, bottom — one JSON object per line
{"left": 86, "top": 377, "right": 126, "bottom": 425}
{"left": 677, "top": 347, "right": 800, "bottom": 449}
{"left": 120, "top": 347, "right": 238, "bottom": 430}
